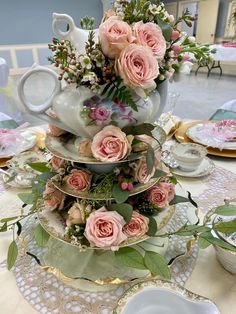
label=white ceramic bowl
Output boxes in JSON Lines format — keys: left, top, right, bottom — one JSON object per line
{"left": 214, "top": 245, "right": 236, "bottom": 274}
{"left": 171, "top": 143, "right": 207, "bottom": 172}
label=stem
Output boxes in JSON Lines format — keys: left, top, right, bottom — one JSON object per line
{"left": 7, "top": 211, "right": 37, "bottom": 228}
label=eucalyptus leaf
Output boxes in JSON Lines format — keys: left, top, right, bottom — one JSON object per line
{"left": 115, "top": 247, "right": 146, "bottom": 270}
{"left": 147, "top": 216, "right": 157, "bottom": 236}
{"left": 199, "top": 232, "right": 236, "bottom": 252}
{"left": 0, "top": 216, "right": 19, "bottom": 223}
{"left": 34, "top": 224, "right": 50, "bottom": 247}
{"left": 155, "top": 15, "right": 172, "bottom": 41}
{"left": 144, "top": 251, "right": 171, "bottom": 279}
{"left": 214, "top": 205, "right": 236, "bottom": 216}
{"left": 7, "top": 241, "right": 18, "bottom": 270}
{"left": 112, "top": 184, "right": 130, "bottom": 204}
{"left": 108, "top": 204, "right": 133, "bottom": 223}
{"left": 146, "top": 144, "right": 155, "bottom": 174}
{"left": 198, "top": 237, "right": 211, "bottom": 249}
{"left": 28, "top": 162, "right": 50, "bottom": 173}
{"left": 214, "top": 219, "right": 236, "bottom": 234}
{"left": 153, "top": 169, "right": 167, "bottom": 178}
{"left": 175, "top": 225, "right": 210, "bottom": 237}
{"left": 0, "top": 222, "right": 7, "bottom": 232}
{"left": 37, "top": 172, "right": 56, "bottom": 182}
{"left": 18, "top": 192, "right": 34, "bottom": 205}
{"left": 169, "top": 195, "right": 189, "bottom": 205}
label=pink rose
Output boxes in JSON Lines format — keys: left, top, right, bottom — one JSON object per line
{"left": 115, "top": 44, "right": 159, "bottom": 90}
{"left": 49, "top": 124, "right": 67, "bottom": 137}
{"left": 133, "top": 151, "right": 161, "bottom": 184}
{"left": 89, "top": 106, "right": 111, "bottom": 125}
{"left": 133, "top": 21, "right": 166, "bottom": 60}
{"left": 147, "top": 184, "right": 169, "bottom": 208}
{"left": 78, "top": 139, "right": 93, "bottom": 157}
{"left": 123, "top": 211, "right": 149, "bottom": 238}
{"left": 65, "top": 169, "right": 92, "bottom": 192}
{"left": 159, "top": 181, "right": 175, "bottom": 202}
{"left": 91, "top": 125, "right": 132, "bottom": 162}
{"left": 99, "top": 16, "right": 135, "bottom": 59}
{"left": 66, "top": 202, "right": 92, "bottom": 226}
{"left": 51, "top": 156, "right": 65, "bottom": 170}
{"left": 84, "top": 207, "right": 127, "bottom": 249}
{"left": 172, "top": 44, "right": 182, "bottom": 55}
{"left": 43, "top": 181, "right": 65, "bottom": 211}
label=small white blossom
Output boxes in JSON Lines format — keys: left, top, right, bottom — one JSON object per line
{"left": 82, "top": 72, "right": 98, "bottom": 84}
{"left": 78, "top": 55, "right": 92, "bottom": 70}
{"left": 188, "top": 36, "right": 196, "bottom": 43}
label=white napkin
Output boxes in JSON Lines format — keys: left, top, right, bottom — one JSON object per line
{"left": 158, "top": 112, "right": 181, "bottom": 135}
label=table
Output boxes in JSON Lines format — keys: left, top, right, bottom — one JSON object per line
{"left": 195, "top": 44, "right": 236, "bottom": 77}
{"left": 0, "top": 127, "right": 236, "bottom": 314}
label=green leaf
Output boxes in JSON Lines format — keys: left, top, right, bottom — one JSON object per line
{"left": 122, "top": 123, "right": 155, "bottom": 137}
{"left": 18, "top": 192, "right": 34, "bottom": 205}
{"left": 0, "top": 216, "right": 19, "bottom": 223}
{"left": 7, "top": 241, "right": 18, "bottom": 270}
{"left": 34, "top": 224, "right": 50, "bottom": 247}
{"left": 36, "top": 172, "right": 56, "bottom": 182}
{"left": 147, "top": 216, "right": 157, "bottom": 236}
{"left": 28, "top": 162, "right": 50, "bottom": 173}
{"left": 169, "top": 195, "right": 189, "bottom": 205}
{"left": 153, "top": 169, "right": 167, "bottom": 178}
{"left": 155, "top": 15, "right": 172, "bottom": 41}
{"left": 115, "top": 247, "right": 146, "bottom": 270}
{"left": 146, "top": 144, "right": 155, "bottom": 174}
{"left": 101, "top": 82, "right": 112, "bottom": 96}
{"left": 199, "top": 232, "right": 236, "bottom": 252}
{"left": 175, "top": 225, "right": 210, "bottom": 237}
{"left": 214, "top": 205, "right": 236, "bottom": 216}
{"left": 112, "top": 184, "right": 130, "bottom": 204}
{"left": 198, "top": 237, "right": 211, "bottom": 249}
{"left": 108, "top": 203, "right": 133, "bottom": 223}
{"left": 144, "top": 251, "right": 171, "bottom": 279}
{"left": 214, "top": 219, "right": 236, "bottom": 234}
{"left": 0, "top": 222, "right": 7, "bottom": 232}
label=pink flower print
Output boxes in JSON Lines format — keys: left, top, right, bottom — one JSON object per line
{"left": 113, "top": 98, "right": 127, "bottom": 113}
{"left": 120, "top": 110, "right": 137, "bottom": 123}
{"left": 89, "top": 106, "right": 111, "bottom": 125}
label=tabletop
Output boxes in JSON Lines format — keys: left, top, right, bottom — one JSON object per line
{"left": 0, "top": 126, "right": 236, "bottom": 314}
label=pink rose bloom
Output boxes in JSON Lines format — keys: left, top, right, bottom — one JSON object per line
{"left": 134, "top": 158, "right": 155, "bottom": 184}
{"left": 99, "top": 16, "right": 135, "bottom": 59}
{"left": 115, "top": 44, "right": 159, "bottom": 90}
{"left": 123, "top": 211, "right": 149, "bottom": 238}
{"left": 84, "top": 207, "right": 127, "bottom": 249}
{"left": 91, "top": 125, "right": 132, "bottom": 162}
{"left": 171, "top": 30, "right": 180, "bottom": 41}
{"left": 89, "top": 106, "right": 111, "bottom": 125}
{"left": 159, "top": 181, "right": 175, "bottom": 202}
{"left": 66, "top": 202, "right": 92, "bottom": 226}
{"left": 43, "top": 181, "right": 65, "bottom": 211}
{"left": 65, "top": 169, "right": 92, "bottom": 192}
{"left": 133, "top": 21, "right": 166, "bottom": 60}
{"left": 51, "top": 156, "right": 65, "bottom": 170}
{"left": 49, "top": 124, "right": 67, "bottom": 137}
{"left": 147, "top": 184, "right": 169, "bottom": 208}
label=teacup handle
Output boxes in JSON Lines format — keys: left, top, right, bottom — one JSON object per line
{"left": 18, "top": 64, "right": 61, "bottom": 113}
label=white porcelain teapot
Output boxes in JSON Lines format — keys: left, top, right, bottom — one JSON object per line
{"left": 52, "top": 13, "right": 99, "bottom": 52}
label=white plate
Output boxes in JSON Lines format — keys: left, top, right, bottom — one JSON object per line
{"left": 186, "top": 123, "right": 236, "bottom": 150}
{"left": 6, "top": 151, "right": 47, "bottom": 172}
{"left": 114, "top": 280, "right": 220, "bottom": 314}
{"left": 2, "top": 170, "right": 36, "bottom": 188}
{"left": 171, "top": 157, "right": 215, "bottom": 178}
{"left": 45, "top": 126, "right": 166, "bottom": 164}
{"left": 0, "top": 130, "right": 37, "bottom": 158}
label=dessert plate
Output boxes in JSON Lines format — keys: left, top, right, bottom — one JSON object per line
{"left": 113, "top": 279, "right": 220, "bottom": 314}
{"left": 38, "top": 204, "right": 176, "bottom": 250}
{"left": 45, "top": 126, "right": 166, "bottom": 164}
{"left": 52, "top": 177, "right": 159, "bottom": 200}
{"left": 171, "top": 157, "right": 215, "bottom": 178}
{"left": 0, "top": 130, "right": 37, "bottom": 158}
{"left": 175, "top": 121, "right": 236, "bottom": 158}
{"left": 186, "top": 122, "right": 236, "bottom": 150}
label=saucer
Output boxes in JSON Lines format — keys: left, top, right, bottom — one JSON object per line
{"left": 113, "top": 279, "right": 220, "bottom": 314}
{"left": 171, "top": 157, "right": 215, "bottom": 178}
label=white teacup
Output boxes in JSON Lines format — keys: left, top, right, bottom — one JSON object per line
{"left": 171, "top": 143, "right": 207, "bottom": 172}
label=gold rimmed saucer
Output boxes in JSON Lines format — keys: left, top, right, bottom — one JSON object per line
{"left": 175, "top": 121, "right": 236, "bottom": 158}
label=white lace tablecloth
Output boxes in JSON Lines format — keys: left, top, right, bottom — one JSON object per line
{"left": 0, "top": 127, "right": 236, "bottom": 314}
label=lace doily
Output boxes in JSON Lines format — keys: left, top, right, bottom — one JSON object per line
{"left": 10, "top": 204, "right": 197, "bottom": 314}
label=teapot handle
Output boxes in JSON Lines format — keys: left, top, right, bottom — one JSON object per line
{"left": 52, "top": 13, "right": 75, "bottom": 38}
{"left": 18, "top": 64, "right": 61, "bottom": 113}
